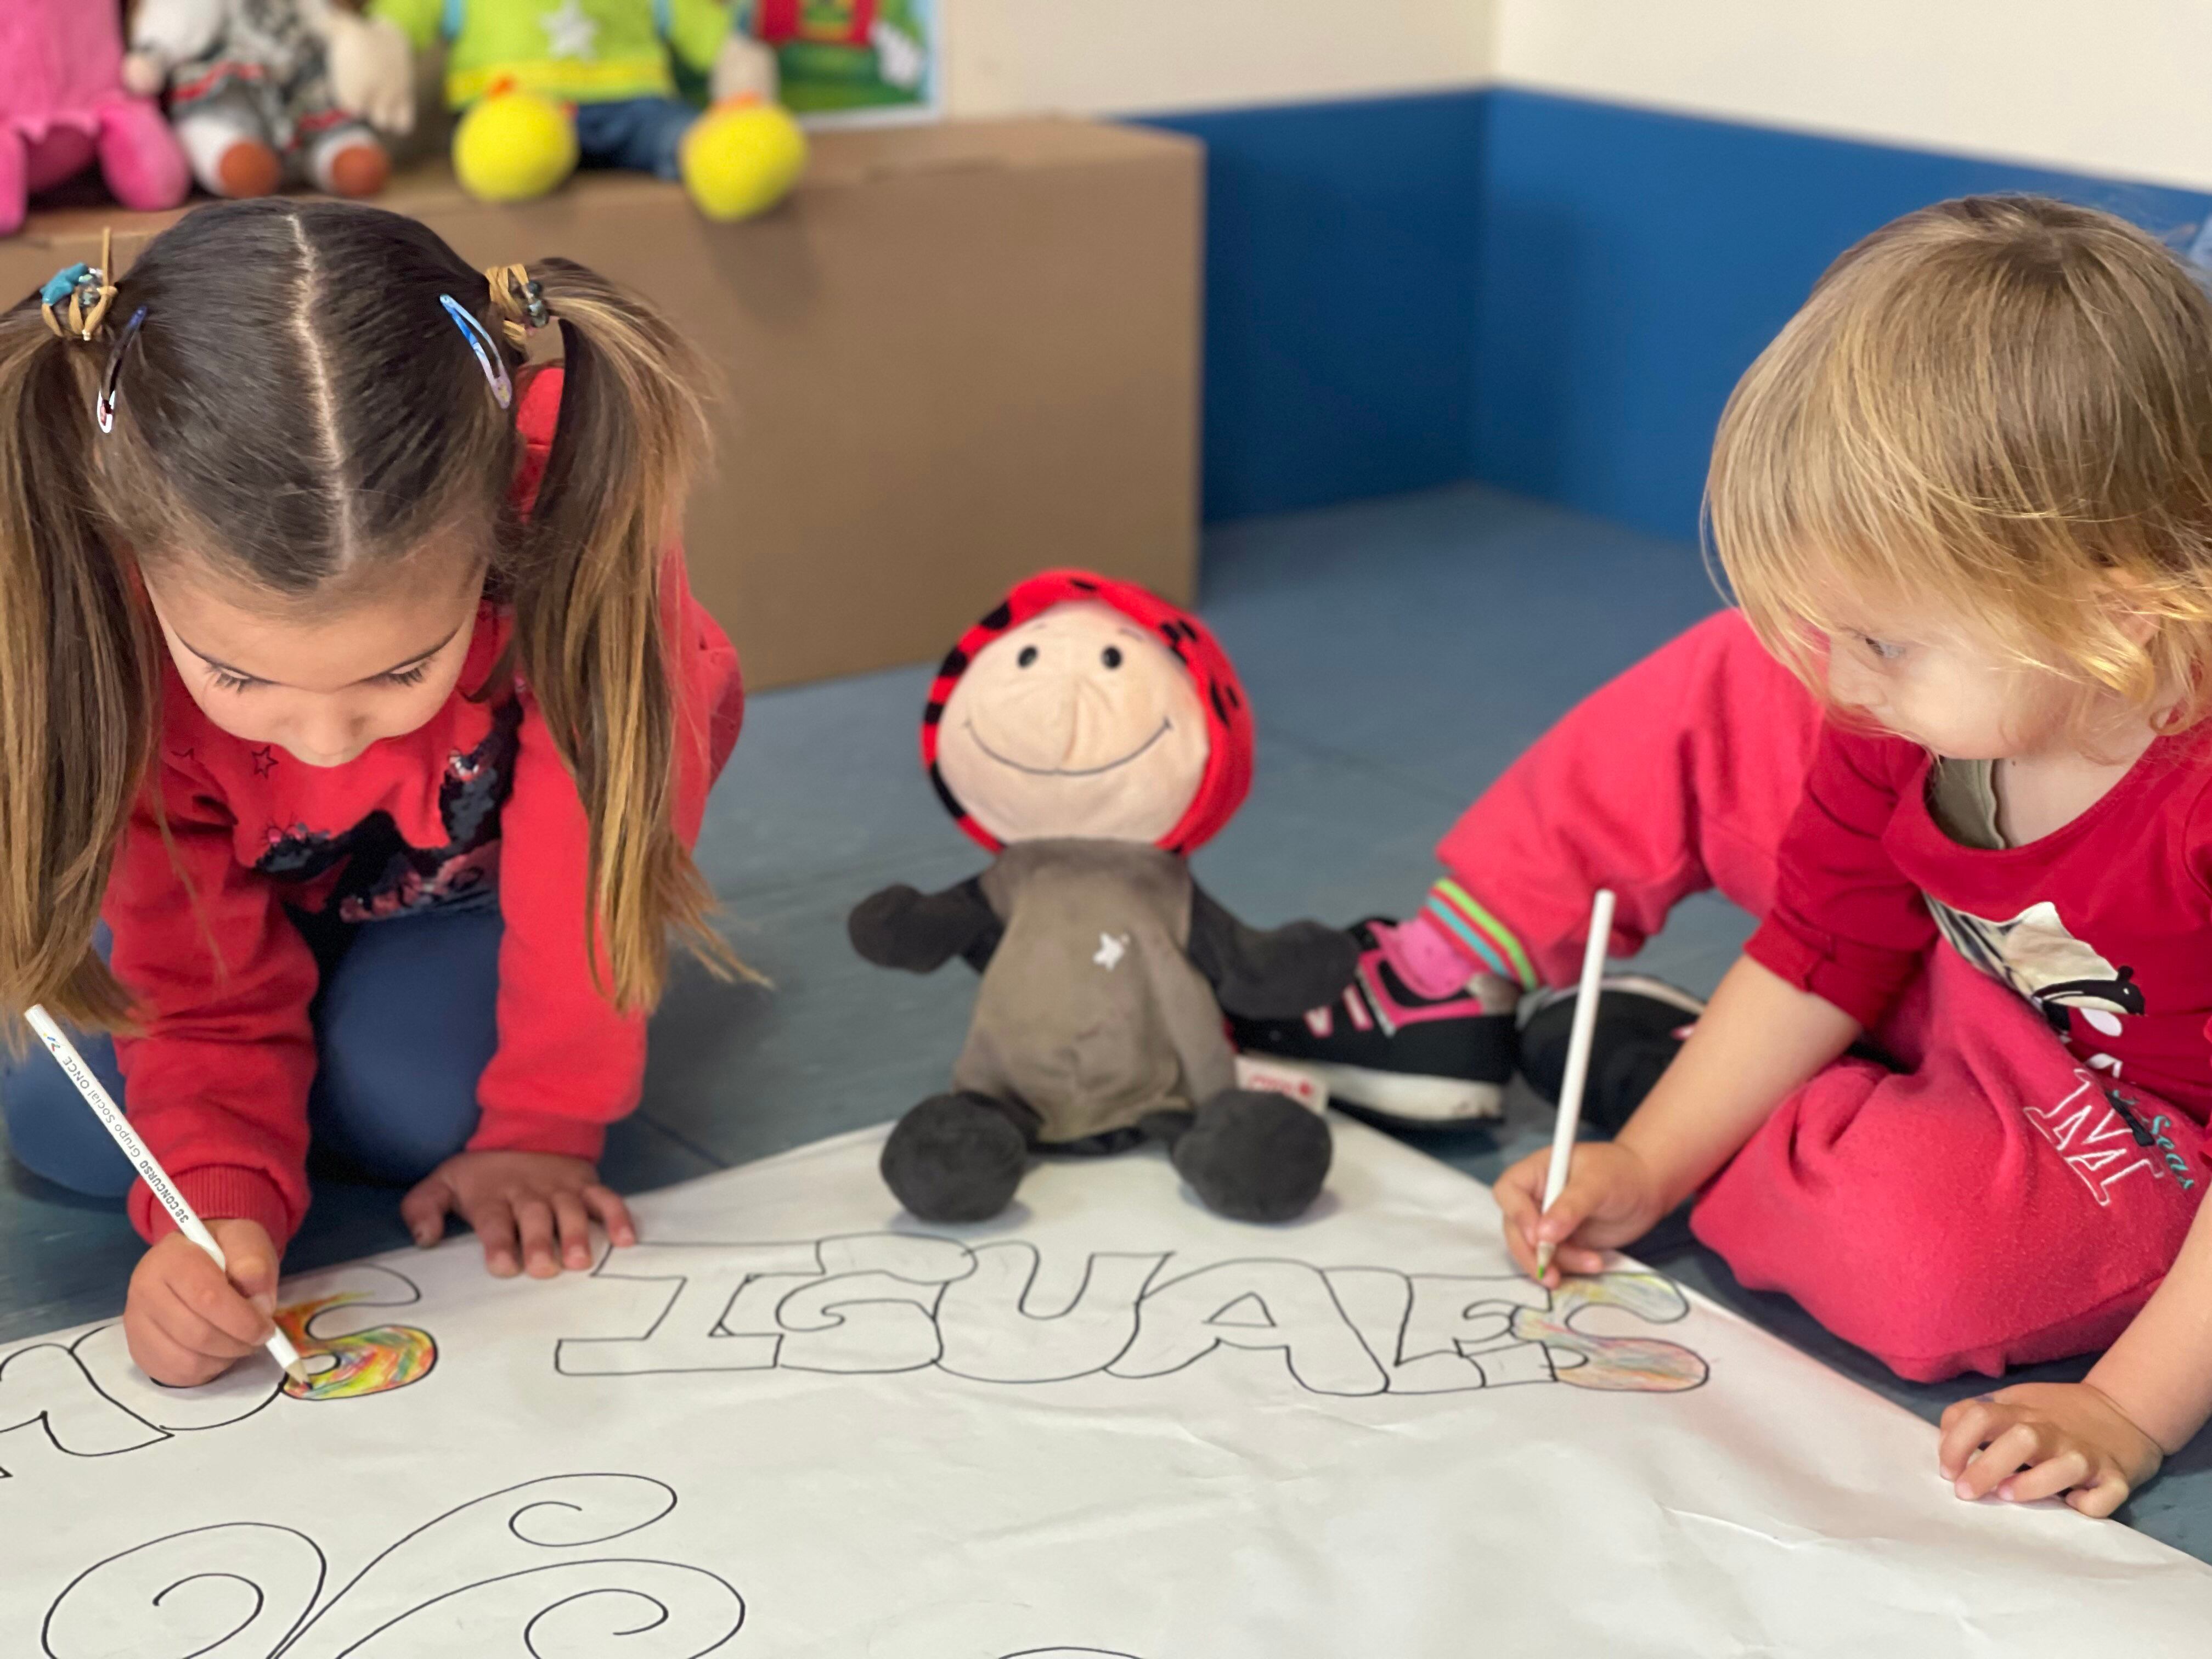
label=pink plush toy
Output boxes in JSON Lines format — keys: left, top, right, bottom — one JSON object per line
{"left": 0, "top": 1, "right": 191, "bottom": 236}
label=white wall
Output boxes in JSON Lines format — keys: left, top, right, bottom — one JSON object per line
{"left": 935, "top": 1, "right": 2212, "bottom": 194}
{"left": 1493, "top": 1, "right": 2212, "bottom": 191}
{"left": 940, "top": 0, "right": 1494, "bottom": 119}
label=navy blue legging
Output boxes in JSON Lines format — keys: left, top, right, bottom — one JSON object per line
{"left": 1, "top": 906, "right": 503, "bottom": 1197}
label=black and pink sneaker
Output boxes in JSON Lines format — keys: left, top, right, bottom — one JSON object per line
{"left": 1229, "top": 919, "right": 1519, "bottom": 1126}
{"left": 1516, "top": 975, "right": 1706, "bottom": 1138}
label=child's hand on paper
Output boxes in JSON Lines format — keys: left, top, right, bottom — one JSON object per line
{"left": 1493, "top": 1141, "right": 1666, "bottom": 1286}
{"left": 1938, "top": 1383, "right": 2165, "bottom": 1517}
{"left": 124, "top": 1217, "right": 280, "bottom": 1387}
{"left": 401, "top": 1149, "right": 637, "bottom": 1278}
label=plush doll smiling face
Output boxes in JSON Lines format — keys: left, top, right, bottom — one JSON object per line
{"left": 935, "top": 601, "right": 1210, "bottom": 844}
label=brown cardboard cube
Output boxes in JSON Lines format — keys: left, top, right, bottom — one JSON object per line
{"left": 0, "top": 117, "right": 1204, "bottom": 689}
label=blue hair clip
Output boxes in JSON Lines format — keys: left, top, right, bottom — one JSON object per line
{"left": 40, "top": 263, "right": 93, "bottom": 309}
{"left": 41, "top": 249, "right": 117, "bottom": 343}
{"left": 440, "top": 294, "right": 513, "bottom": 409}
{"left": 95, "top": 306, "right": 149, "bottom": 435}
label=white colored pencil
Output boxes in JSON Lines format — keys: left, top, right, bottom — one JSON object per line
{"left": 1533, "top": 888, "right": 1617, "bottom": 1283}
{"left": 25, "top": 1005, "right": 308, "bottom": 1384}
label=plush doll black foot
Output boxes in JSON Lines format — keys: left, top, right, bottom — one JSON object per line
{"left": 852, "top": 570, "right": 1359, "bottom": 1224}
{"left": 879, "top": 1092, "right": 1037, "bottom": 1222}
{"left": 879, "top": 1085, "right": 1334, "bottom": 1224}
{"left": 1153, "top": 1089, "right": 1335, "bottom": 1222}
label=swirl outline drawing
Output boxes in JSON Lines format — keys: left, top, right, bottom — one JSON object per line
{"left": 40, "top": 1471, "right": 743, "bottom": 1657}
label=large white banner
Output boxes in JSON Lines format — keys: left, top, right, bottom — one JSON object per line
{"left": 3, "top": 1116, "right": 2208, "bottom": 1655}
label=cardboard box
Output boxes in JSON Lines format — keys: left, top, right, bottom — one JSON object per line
{"left": 1, "top": 119, "right": 1204, "bottom": 688}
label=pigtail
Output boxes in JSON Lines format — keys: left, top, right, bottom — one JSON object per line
{"left": 499, "top": 259, "right": 738, "bottom": 1012}
{"left": 0, "top": 301, "right": 160, "bottom": 1029}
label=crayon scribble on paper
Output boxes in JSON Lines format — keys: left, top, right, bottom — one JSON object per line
{"left": 277, "top": 1292, "right": 437, "bottom": 1401}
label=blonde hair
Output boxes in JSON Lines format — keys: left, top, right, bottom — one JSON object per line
{"left": 0, "top": 199, "right": 734, "bottom": 1030}
{"left": 1708, "top": 194, "right": 2212, "bottom": 732}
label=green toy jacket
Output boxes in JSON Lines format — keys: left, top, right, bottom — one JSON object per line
{"left": 373, "top": 0, "right": 731, "bottom": 108}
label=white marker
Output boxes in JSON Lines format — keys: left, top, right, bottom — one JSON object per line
{"left": 24, "top": 1005, "right": 309, "bottom": 1385}
{"left": 1533, "top": 888, "right": 1617, "bottom": 1284}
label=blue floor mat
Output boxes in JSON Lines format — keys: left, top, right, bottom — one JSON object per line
{"left": 5, "top": 481, "right": 2207, "bottom": 1558}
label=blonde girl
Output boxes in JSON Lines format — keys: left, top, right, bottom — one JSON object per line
{"left": 1248, "top": 194, "right": 2212, "bottom": 1515}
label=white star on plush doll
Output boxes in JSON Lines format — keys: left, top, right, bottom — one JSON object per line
{"left": 1093, "top": 932, "right": 1128, "bottom": 971}
{"left": 541, "top": 0, "right": 599, "bottom": 58}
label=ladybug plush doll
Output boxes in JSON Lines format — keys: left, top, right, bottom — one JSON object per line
{"left": 850, "top": 570, "right": 1358, "bottom": 1224}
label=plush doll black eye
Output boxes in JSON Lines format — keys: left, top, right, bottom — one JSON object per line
{"left": 1102, "top": 646, "right": 1124, "bottom": 669}
{"left": 1018, "top": 646, "right": 1039, "bottom": 667}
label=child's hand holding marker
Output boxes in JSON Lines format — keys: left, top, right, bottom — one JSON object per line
{"left": 1496, "top": 1141, "right": 1664, "bottom": 1288}
{"left": 402, "top": 1149, "right": 638, "bottom": 1278}
{"left": 26, "top": 1006, "right": 310, "bottom": 1391}
{"left": 1496, "top": 889, "right": 1633, "bottom": 1290}
{"left": 126, "top": 1218, "right": 284, "bottom": 1388}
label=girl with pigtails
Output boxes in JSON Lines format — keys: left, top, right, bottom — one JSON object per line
{"left": 0, "top": 199, "right": 744, "bottom": 1387}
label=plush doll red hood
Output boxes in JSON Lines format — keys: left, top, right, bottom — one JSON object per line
{"left": 851, "top": 569, "right": 1357, "bottom": 1230}
{"left": 920, "top": 569, "right": 1254, "bottom": 857}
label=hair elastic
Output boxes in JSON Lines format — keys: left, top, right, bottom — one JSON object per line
{"left": 41, "top": 228, "right": 121, "bottom": 343}
{"left": 95, "top": 306, "right": 149, "bottom": 435}
{"left": 439, "top": 293, "right": 513, "bottom": 409}
{"left": 485, "top": 263, "right": 552, "bottom": 349}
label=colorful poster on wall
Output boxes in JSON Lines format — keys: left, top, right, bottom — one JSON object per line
{"left": 742, "top": 0, "right": 939, "bottom": 125}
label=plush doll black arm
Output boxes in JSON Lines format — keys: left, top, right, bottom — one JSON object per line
{"left": 849, "top": 879, "right": 1004, "bottom": 974}
{"left": 1187, "top": 885, "right": 1359, "bottom": 1019}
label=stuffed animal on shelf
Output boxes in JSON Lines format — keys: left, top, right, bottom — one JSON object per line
{"left": 374, "top": 0, "right": 806, "bottom": 219}
{"left": 124, "top": 0, "right": 414, "bottom": 200}
{"left": 850, "top": 571, "right": 1361, "bottom": 1226}
{"left": 741, "top": 0, "right": 930, "bottom": 106}
{"left": 0, "top": 1, "right": 190, "bottom": 236}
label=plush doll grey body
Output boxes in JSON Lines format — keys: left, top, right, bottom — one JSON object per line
{"left": 853, "top": 838, "right": 1354, "bottom": 1221}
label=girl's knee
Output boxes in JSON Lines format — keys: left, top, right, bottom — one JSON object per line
{"left": 1691, "top": 1066, "right": 2009, "bottom": 1358}
{"left": 312, "top": 913, "right": 500, "bottom": 1183}
{"left": 0, "top": 1041, "right": 135, "bottom": 1198}
{"left": 309, "top": 1055, "right": 478, "bottom": 1184}
{"left": 1693, "top": 1064, "right": 2172, "bottom": 1377}
{"left": 1696, "top": 1184, "right": 1996, "bottom": 1378}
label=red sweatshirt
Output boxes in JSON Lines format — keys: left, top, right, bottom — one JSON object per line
{"left": 1747, "top": 721, "right": 2212, "bottom": 1121}
{"left": 106, "top": 369, "right": 743, "bottom": 1249}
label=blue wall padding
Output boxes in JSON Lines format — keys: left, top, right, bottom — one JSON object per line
{"left": 1141, "top": 93, "right": 1486, "bottom": 523}
{"left": 1145, "top": 87, "right": 2212, "bottom": 535}
{"left": 1474, "top": 89, "right": 2212, "bottom": 543}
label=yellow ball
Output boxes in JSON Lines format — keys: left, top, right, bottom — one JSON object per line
{"left": 453, "top": 89, "right": 578, "bottom": 204}
{"left": 681, "top": 99, "right": 808, "bottom": 223}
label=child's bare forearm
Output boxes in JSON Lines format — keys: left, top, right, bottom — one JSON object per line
{"left": 1615, "top": 955, "right": 1862, "bottom": 1212}
{"left": 2085, "top": 1195, "right": 2212, "bottom": 1454}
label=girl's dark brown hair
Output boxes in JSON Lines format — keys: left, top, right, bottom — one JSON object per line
{"left": 0, "top": 197, "right": 731, "bottom": 1028}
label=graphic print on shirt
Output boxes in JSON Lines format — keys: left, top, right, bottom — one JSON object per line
{"left": 252, "top": 698, "right": 523, "bottom": 922}
{"left": 2024, "top": 1069, "right": 2199, "bottom": 1204}
{"left": 1926, "top": 897, "right": 2145, "bottom": 1053}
